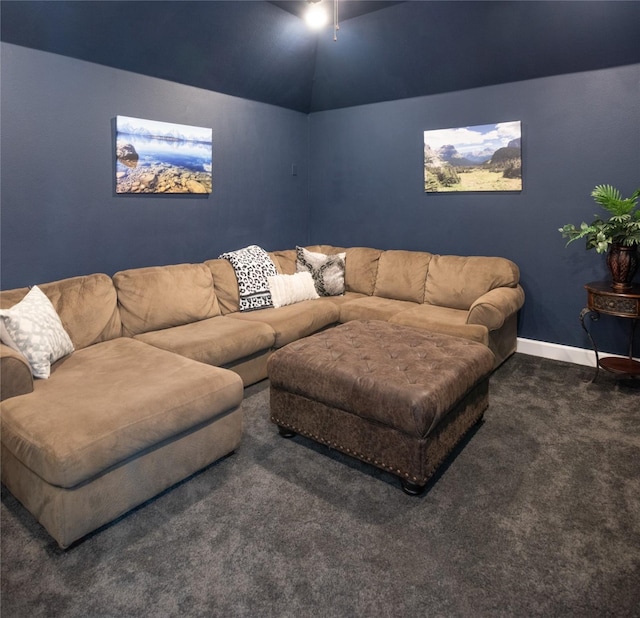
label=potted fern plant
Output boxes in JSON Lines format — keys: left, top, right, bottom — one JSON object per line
{"left": 559, "top": 184, "right": 640, "bottom": 291}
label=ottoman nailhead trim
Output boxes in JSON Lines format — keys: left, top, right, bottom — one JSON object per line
{"left": 272, "top": 410, "right": 483, "bottom": 486}
{"left": 271, "top": 416, "right": 426, "bottom": 483}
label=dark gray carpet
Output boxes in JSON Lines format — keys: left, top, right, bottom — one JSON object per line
{"left": 2, "top": 354, "right": 639, "bottom": 617}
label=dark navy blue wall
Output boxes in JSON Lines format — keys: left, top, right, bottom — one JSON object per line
{"left": 0, "top": 43, "right": 309, "bottom": 290}
{"left": 3, "top": 40, "right": 639, "bottom": 357}
{"left": 308, "top": 65, "right": 640, "bottom": 355}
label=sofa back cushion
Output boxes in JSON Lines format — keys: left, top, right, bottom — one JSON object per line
{"left": 114, "top": 263, "right": 220, "bottom": 336}
{"left": 269, "top": 250, "right": 297, "bottom": 275}
{"left": 344, "top": 247, "right": 382, "bottom": 296}
{"left": 204, "top": 259, "right": 240, "bottom": 314}
{"left": 0, "top": 274, "right": 121, "bottom": 350}
{"left": 373, "top": 250, "right": 432, "bottom": 303}
{"left": 306, "top": 244, "right": 348, "bottom": 255}
{"left": 424, "top": 255, "right": 520, "bottom": 310}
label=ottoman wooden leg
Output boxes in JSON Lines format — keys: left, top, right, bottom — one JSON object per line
{"left": 278, "top": 425, "right": 297, "bottom": 438}
{"left": 401, "top": 479, "right": 426, "bottom": 496}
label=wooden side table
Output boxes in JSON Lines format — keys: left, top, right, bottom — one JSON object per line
{"left": 580, "top": 281, "right": 640, "bottom": 382}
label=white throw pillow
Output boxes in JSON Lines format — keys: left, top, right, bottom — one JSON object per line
{"left": 267, "top": 272, "right": 320, "bottom": 308}
{"left": 0, "top": 285, "right": 74, "bottom": 378}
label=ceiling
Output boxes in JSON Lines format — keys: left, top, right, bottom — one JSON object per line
{"left": 2, "top": 1, "right": 639, "bottom": 113}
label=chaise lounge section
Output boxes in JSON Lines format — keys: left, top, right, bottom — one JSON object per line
{"left": 0, "top": 271, "right": 244, "bottom": 548}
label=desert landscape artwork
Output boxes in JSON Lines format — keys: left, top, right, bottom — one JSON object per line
{"left": 424, "top": 121, "right": 522, "bottom": 193}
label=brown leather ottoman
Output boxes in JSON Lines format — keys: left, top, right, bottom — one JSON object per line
{"left": 268, "top": 320, "right": 495, "bottom": 495}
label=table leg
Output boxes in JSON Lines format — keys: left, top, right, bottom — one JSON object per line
{"left": 580, "top": 307, "right": 601, "bottom": 383}
{"left": 628, "top": 319, "right": 638, "bottom": 361}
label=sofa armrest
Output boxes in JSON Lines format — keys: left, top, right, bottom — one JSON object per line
{"left": 467, "top": 285, "right": 525, "bottom": 331}
{"left": 1, "top": 343, "right": 34, "bottom": 401}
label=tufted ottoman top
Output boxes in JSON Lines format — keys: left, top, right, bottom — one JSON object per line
{"left": 268, "top": 320, "right": 495, "bottom": 439}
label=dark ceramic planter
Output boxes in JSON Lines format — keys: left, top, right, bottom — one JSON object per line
{"left": 607, "top": 243, "right": 639, "bottom": 291}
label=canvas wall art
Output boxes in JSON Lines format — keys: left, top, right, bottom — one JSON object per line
{"left": 424, "top": 121, "right": 522, "bottom": 193}
{"left": 115, "top": 116, "right": 212, "bottom": 194}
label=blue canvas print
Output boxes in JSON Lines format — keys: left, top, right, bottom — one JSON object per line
{"left": 116, "top": 116, "right": 212, "bottom": 194}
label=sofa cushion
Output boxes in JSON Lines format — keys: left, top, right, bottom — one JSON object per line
{"left": 114, "top": 263, "right": 220, "bottom": 336}
{"left": 296, "top": 247, "right": 346, "bottom": 296}
{"left": 0, "top": 286, "right": 29, "bottom": 309}
{"left": 344, "top": 247, "right": 382, "bottom": 296}
{"left": 389, "top": 305, "right": 490, "bottom": 345}
{"left": 425, "top": 255, "right": 520, "bottom": 310}
{"left": 0, "top": 274, "right": 122, "bottom": 350}
{"left": 373, "top": 250, "right": 432, "bottom": 303}
{"left": 228, "top": 300, "right": 339, "bottom": 348}
{"left": 205, "top": 258, "right": 240, "bottom": 314}
{"left": 305, "top": 244, "right": 348, "bottom": 255}
{"left": 313, "top": 291, "right": 367, "bottom": 309}
{"left": 0, "top": 337, "right": 243, "bottom": 488}
{"left": 339, "top": 296, "right": 419, "bottom": 323}
{"left": 0, "top": 286, "right": 74, "bottom": 379}
{"left": 269, "top": 249, "right": 297, "bottom": 275}
{"left": 134, "top": 315, "right": 275, "bottom": 366}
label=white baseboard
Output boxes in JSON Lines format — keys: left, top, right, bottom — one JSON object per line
{"left": 516, "top": 338, "right": 639, "bottom": 367}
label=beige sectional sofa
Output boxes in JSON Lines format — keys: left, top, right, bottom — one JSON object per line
{"left": 0, "top": 245, "right": 524, "bottom": 547}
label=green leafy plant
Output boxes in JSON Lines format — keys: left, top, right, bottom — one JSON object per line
{"left": 559, "top": 184, "right": 640, "bottom": 254}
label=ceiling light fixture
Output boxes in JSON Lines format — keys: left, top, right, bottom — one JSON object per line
{"left": 304, "top": 0, "right": 340, "bottom": 40}
{"left": 305, "top": 1, "right": 328, "bottom": 30}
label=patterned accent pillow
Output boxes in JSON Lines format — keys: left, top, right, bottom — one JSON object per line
{"left": 296, "top": 247, "right": 346, "bottom": 296}
{"left": 219, "top": 245, "right": 279, "bottom": 311}
{"left": 0, "top": 285, "right": 74, "bottom": 379}
{"left": 267, "top": 272, "right": 319, "bottom": 308}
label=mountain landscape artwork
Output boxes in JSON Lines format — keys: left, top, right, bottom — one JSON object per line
{"left": 424, "top": 121, "right": 522, "bottom": 192}
{"left": 115, "top": 116, "right": 212, "bottom": 194}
